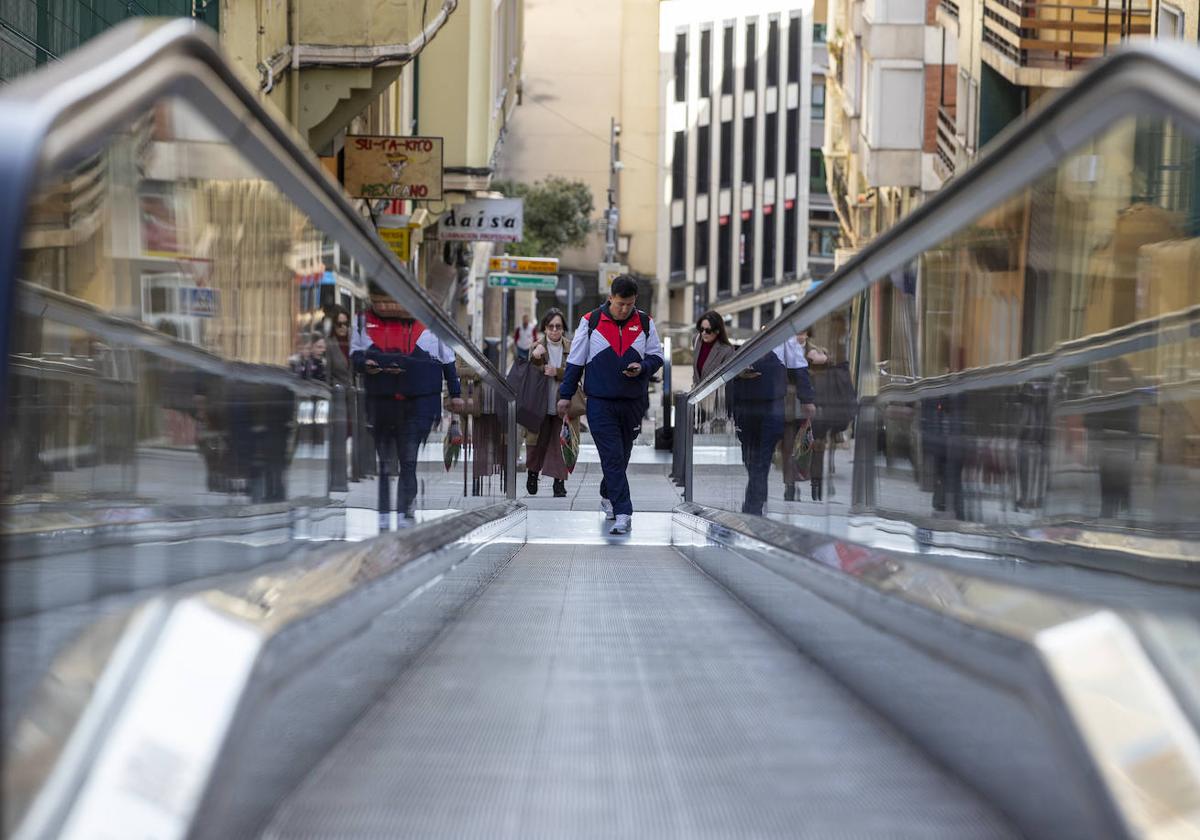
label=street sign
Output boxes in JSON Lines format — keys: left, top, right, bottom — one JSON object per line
{"left": 488, "top": 256, "right": 559, "bottom": 274}
{"left": 487, "top": 272, "right": 558, "bottom": 291}
{"left": 598, "top": 262, "right": 627, "bottom": 294}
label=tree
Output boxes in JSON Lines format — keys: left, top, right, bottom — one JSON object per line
{"left": 490, "top": 176, "right": 594, "bottom": 257}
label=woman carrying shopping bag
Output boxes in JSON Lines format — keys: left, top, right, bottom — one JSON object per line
{"left": 526, "top": 309, "right": 584, "bottom": 497}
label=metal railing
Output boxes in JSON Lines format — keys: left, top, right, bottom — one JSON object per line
{"left": 982, "top": 0, "right": 1152, "bottom": 73}
{"left": 684, "top": 41, "right": 1200, "bottom": 500}
{"left": 935, "top": 106, "right": 957, "bottom": 177}
{"left": 0, "top": 18, "right": 519, "bottom": 498}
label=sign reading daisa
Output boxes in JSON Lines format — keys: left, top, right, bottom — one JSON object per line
{"left": 439, "top": 198, "right": 524, "bottom": 243}
{"left": 488, "top": 256, "right": 558, "bottom": 274}
{"left": 344, "top": 135, "right": 444, "bottom": 201}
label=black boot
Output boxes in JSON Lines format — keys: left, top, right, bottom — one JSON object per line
{"left": 553, "top": 479, "right": 567, "bottom": 498}
{"left": 527, "top": 470, "right": 539, "bottom": 495}
{"left": 811, "top": 478, "right": 822, "bottom": 501}
{"left": 784, "top": 483, "right": 796, "bottom": 502}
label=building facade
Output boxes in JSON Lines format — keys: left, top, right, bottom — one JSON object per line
{"left": 659, "top": 0, "right": 818, "bottom": 338}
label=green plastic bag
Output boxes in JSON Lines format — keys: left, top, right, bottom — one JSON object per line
{"left": 443, "top": 420, "right": 463, "bottom": 471}
{"left": 560, "top": 422, "right": 580, "bottom": 474}
{"left": 791, "top": 423, "right": 814, "bottom": 480}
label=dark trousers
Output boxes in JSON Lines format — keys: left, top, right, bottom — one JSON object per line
{"left": 735, "top": 401, "right": 784, "bottom": 516}
{"left": 588, "top": 397, "right": 641, "bottom": 516}
{"left": 370, "top": 397, "right": 432, "bottom": 515}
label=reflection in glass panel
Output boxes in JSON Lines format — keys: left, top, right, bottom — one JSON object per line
{"left": 2, "top": 96, "right": 505, "bottom": 722}
{"left": 690, "top": 115, "right": 1200, "bottom": 554}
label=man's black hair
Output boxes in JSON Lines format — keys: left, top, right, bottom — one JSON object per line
{"left": 609, "top": 274, "right": 638, "bottom": 299}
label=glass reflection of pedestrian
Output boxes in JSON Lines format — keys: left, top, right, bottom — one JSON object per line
{"left": 352, "top": 284, "right": 462, "bottom": 529}
{"left": 308, "top": 333, "right": 328, "bottom": 382}
{"left": 527, "top": 309, "right": 581, "bottom": 498}
{"left": 780, "top": 328, "right": 826, "bottom": 501}
{"left": 729, "top": 340, "right": 811, "bottom": 516}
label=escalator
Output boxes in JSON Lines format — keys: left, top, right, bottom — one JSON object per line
{"left": 2, "top": 18, "right": 1199, "bottom": 840}
{"left": 262, "top": 541, "right": 1013, "bottom": 839}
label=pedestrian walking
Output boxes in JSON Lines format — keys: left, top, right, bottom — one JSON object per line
{"left": 692, "top": 310, "right": 736, "bottom": 428}
{"left": 513, "top": 313, "right": 538, "bottom": 362}
{"left": 352, "top": 284, "right": 462, "bottom": 529}
{"left": 527, "top": 308, "right": 582, "bottom": 497}
{"left": 558, "top": 275, "right": 663, "bottom": 535}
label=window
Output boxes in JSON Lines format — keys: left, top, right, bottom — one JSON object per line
{"left": 760, "top": 303, "right": 777, "bottom": 327}
{"left": 697, "top": 124, "right": 711, "bottom": 194}
{"left": 813, "top": 22, "right": 827, "bottom": 43}
{"left": 720, "top": 121, "right": 733, "bottom": 188}
{"left": 810, "top": 149, "right": 827, "bottom": 194}
{"left": 740, "top": 216, "right": 755, "bottom": 290}
{"left": 674, "top": 32, "right": 687, "bottom": 102}
{"left": 742, "top": 115, "right": 756, "bottom": 183}
{"left": 812, "top": 82, "right": 826, "bottom": 120}
{"left": 718, "top": 221, "right": 732, "bottom": 296}
{"left": 1158, "top": 3, "right": 1185, "bottom": 38}
{"left": 809, "top": 227, "right": 838, "bottom": 258}
{"left": 786, "top": 107, "right": 799, "bottom": 174}
{"left": 672, "top": 132, "right": 687, "bottom": 200}
{"left": 767, "top": 18, "right": 780, "bottom": 88}
{"left": 784, "top": 206, "right": 797, "bottom": 272}
{"left": 721, "top": 25, "right": 734, "bottom": 95}
{"left": 744, "top": 20, "right": 757, "bottom": 89}
{"left": 762, "top": 210, "right": 776, "bottom": 284}
{"left": 695, "top": 219, "right": 710, "bottom": 269}
{"left": 787, "top": 15, "right": 800, "bottom": 84}
{"left": 765, "top": 112, "right": 778, "bottom": 179}
{"left": 700, "top": 28, "right": 712, "bottom": 95}
{"left": 738, "top": 310, "right": 754, "bottom": 330}
{"left": 670, "top": 225, "right": 685, "bottom": 274}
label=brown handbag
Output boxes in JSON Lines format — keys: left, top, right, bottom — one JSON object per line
{"left": 566, "top": 387, "right": 587, "bottom": 420}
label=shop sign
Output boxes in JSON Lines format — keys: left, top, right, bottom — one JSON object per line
{"left": 439, "top": 198, "right": 524, "bottom": 243}
{"left": 377, "top": 226, "right": 413, "bottom": 262}
{"left": 598, "top": 262, "right": 627, "bottom": 295}
{"left": 344, "top": 135, "right": 444, "bottom": 201}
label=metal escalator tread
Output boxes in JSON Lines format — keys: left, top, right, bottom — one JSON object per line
{"left": 263, "top": 544, "right": 1016, "bottom": 839}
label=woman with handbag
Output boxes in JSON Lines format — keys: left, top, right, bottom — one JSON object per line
{"left": 526, "top": 309, "right": 583, "bottom": 497}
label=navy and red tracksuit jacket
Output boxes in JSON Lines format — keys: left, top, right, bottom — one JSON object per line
{"left": 559, "top": 305, "right": 664, "bottom": 402}
{"left": 350, "top": 312, "right": 461, "bottom": 400}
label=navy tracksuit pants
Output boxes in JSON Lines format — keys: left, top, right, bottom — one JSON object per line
{"left": 370, "top": 396, "right": 435, "bottom": 515}
{"left": 734, "top": 400, "right": 784, "bottom": 516}
{"left": 587, "top": 397, "right": 642, "bottom": 516}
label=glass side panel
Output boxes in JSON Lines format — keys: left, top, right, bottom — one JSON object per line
{"left": 2, "top": 97, "right": 508, "bottom": 729}
{"left": 689, "top": 115, "right": 1200, "bottom": 557}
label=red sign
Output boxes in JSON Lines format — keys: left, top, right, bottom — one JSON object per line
{"left": 719, "top": 215, "right": 730, "bottom": 226}
{"left": 764, "top": 205, "right": 774, "bottom": 215}
{"left": 785, "top": 199, "right": 796, "bottom": 210}
{"left": 741, "top": 210, "right": 751, "bottom": 221}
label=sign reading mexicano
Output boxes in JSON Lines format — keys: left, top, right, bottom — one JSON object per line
{"left": 344, "top": 135, "right": 444, "bottom": 201}
{"left": 439, "top": 198, "right": 524, "bottom": 243}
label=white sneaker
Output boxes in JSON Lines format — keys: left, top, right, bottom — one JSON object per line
{"left": 378, "top": 512, "right": 391, "bottom": 532}
{"left": 600, "top": 498, "right": 615, "bottom": 520}
{"left": 609, "top": 514, "right": 631, "bottom": 535}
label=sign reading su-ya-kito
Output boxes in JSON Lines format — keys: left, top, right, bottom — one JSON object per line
{"left": 344, "top": 135, "right": 444, "bottom": 201}
{"left": 439, "top": 198, "right": 524, "bottom": 243}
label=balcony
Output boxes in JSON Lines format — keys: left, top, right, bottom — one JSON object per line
{"left": 935, "top": 106, "right": 957, "bottom": 180}
{"left": 982, "top": 0, "right": 1151, "bottom": 88}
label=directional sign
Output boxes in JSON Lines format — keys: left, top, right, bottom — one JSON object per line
{"left": 489, "top": 256, "right": 559, "bottom": 274}
{"left": 487, "top": 272, "right": 559, "bottom": 291}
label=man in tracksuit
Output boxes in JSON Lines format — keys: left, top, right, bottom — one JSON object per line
{"left": 557, "top": 275, "right": 663, "bottom": 535}
{"left": 727, "top": 337, "right": 812, "bottom": 516}
{"left": 352, "top": 286, "right": 462, "bottom": 529}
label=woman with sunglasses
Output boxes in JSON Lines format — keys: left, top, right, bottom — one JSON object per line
{"left": 527, "top": 308, "right": 583, "bottom": 497}
{"left": 692, "top": 311, "right": 736, "bottom": 428}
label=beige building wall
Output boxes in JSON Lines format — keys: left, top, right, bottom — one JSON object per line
{"left": 618, "top": 0, "right": 665, "bottom": 282}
